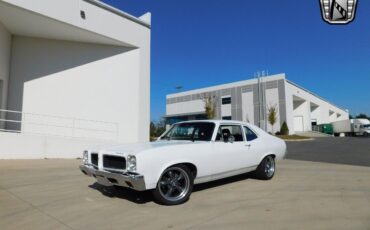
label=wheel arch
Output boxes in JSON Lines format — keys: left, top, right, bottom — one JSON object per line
{"left": 259, "top": 153, "right": 276, "bottom": 164}
{"left": 156, "top": 161, "right": 198, "bottom": 183}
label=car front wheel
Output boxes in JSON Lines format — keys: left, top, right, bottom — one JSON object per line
{"left": 255, "top": 155, "right": 275, "bottom": 180}
{"left": 153, "top": 165, "right": 193, "bottom": 205}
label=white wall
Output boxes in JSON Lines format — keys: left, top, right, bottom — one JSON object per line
{"left": 166, "top": 100, "right": 205, "bottom": 116}
{"left": 242, "top": 92, "right": 254, "bottom": 124}
{"left": 0, "top": 132, "right": 117, "bottom": 159}
{"left": 0, "top": 0, "right": 151, "bottom": 159}
{"left": 1, "top": 0, "right": 150, "bottom": 48}
{"left": 0, "top": 22, "right": 11, "bottom": 130}
{"left": 292, "top": 100, "right": 311, "bottom": 132}
{"left": 310, "top": 105, "right": 320, "bottom": 123}
{"left": 0, "top": 22, "right": 10, "bottom": 111}
{"left": 137, "top": 38, "right": 151, "bottom": 142}
{"left": 7, "top": 36, "right": 145, "bottom": 143}
{"left": 329, "top": 111, "right": 337, "bottom": 122}
{"left": 286, "top": 81, "right": 349, "bottom": 133}
{"left": 221, "top": 96, "right": 231, "bottom": 118}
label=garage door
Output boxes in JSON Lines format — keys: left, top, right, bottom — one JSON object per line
{"left": 294, "top": 116, "right": 304, "bottom": 132}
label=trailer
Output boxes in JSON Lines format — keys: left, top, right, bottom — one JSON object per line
{"left": 332, "top": 119, "right": 370, "bottom": 137}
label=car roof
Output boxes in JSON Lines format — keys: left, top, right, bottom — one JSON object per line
{"left": 169, "top": 120, "right": 266, "bottom": 137}
{"left": 175, "top": 120, "right": 248, "bottom": 125}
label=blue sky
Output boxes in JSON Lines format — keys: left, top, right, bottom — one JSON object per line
{"left": 102, "top": 0, "right": 370, "bottom": 121}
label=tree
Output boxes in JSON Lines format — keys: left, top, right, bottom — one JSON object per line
{"left": 150, "top": 118, "right": 167, "bottom": 140}
{"left": 203, "top": 95, "right": 217, "bottom": 119}
{"left": 267, "top": 105, "right": 278, "bottom": 133}
{"left": 155, "top": 118, "right": 166, "bottom": 136}
{"left": 150, "top": 121, "right": 156, "bottom": 138}
{"left": 280, "top": 122, "right": 289, "bottom": 135}
{"left": 356, "top": 114, "right": 369, "bottom": 120}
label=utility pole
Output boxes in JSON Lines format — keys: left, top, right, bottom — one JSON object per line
{"left": 256, "top": 70, "right": 269, "bottom": 131}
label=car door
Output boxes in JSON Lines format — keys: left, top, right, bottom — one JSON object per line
{"left": 243, "top": 125, "right": 263, "bottom": 167}
{"left": 212, "top": 124, "right": 249, "bottom": 174}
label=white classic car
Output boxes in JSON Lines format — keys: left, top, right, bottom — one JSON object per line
{"left": 80, "top": 120, "right": 286, "bottom": 205}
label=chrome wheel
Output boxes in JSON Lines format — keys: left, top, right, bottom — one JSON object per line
{"left": 158, "top": 167, "right": 191, "bottom": 202}
{"left": 264, "top": 156, "right": 275, "bottom": 178}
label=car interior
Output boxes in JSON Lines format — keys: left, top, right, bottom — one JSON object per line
{"left": 216, "top": 125, "right": 244, "bottom": 142}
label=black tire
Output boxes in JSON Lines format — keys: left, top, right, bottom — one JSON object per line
{"left": 255, "top": 155, "right": 276, "bottom": 180}
{"left": 153, "top": 165, "right": 194, "bottom": 205}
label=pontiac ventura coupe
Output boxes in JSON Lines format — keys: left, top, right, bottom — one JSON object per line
{"left": 80, "top": 120, "right": 286, "bottom": 205}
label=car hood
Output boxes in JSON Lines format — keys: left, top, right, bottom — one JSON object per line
{"left": 89, "top": 140, "right": 201, "bottom": 155}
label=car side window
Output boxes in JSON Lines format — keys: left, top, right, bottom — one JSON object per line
{"left": 215, "top": 125, "right": 244, "bottom": 142}
{"left": 244, "top": 126, "right": 258, "bottom": 142}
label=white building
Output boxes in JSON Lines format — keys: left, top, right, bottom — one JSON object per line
{"left": 166, "top": 74, "right": 349, "bottom": 134}
{"left": 0, "top": 0, "right": 151, "bottom": 158}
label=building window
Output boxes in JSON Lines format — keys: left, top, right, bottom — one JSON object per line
{"left": 222, "top": 116, "right": 232, "bottom": 120}
{"left": 222, "top": 97, "right": 231, "bottom": 105}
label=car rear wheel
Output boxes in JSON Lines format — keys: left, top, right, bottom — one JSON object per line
{"left": 153, "top": 165, "right": 193, "bottom": 205}
{"left": 255, "top": 155, "right": 275, "bottom": 180}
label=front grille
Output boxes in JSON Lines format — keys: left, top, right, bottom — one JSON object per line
{"left": 103, "top": 155, "right": 126, "bottom": 171}
{"left": 91, "top": 153, "right": 98, "bottom": 167}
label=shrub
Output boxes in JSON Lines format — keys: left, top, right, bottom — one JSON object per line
{"left": 280, "top": 122, "right": 289, "bottom": 135}
{"left": 275, "top": 131, "right": 281, "bottom": 136}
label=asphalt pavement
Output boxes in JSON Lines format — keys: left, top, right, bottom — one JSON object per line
{"left": 286, "top": 137, "right": 370, "bottom": 167}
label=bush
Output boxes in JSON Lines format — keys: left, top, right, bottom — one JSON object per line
{"left": 280, "top": 122, "right": 289, "bottom": 135}
{"left": 275, "top": 131, "right": 281, "bottom": 136}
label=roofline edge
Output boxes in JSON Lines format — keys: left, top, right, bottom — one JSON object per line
{"left": 83, "top": 0, "right": 151, "bottom": 28}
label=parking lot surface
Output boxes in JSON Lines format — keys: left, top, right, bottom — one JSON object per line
{"left": 1, "top": 157, "right": 370, "bottom": 230}
{"left": 286, "top": 137, "right": 370, "bottom": 167}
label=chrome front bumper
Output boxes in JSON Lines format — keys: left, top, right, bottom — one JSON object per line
{"left": 79, "top": 165, "right": 146, "bottom": 191}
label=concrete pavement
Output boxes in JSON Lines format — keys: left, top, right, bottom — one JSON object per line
{"left": 0, "top": 159, "right": 369, "bottom": 230}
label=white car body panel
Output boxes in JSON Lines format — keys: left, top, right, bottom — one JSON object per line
{"left": 81, "top": 120, "right": 286, "bottom": 190}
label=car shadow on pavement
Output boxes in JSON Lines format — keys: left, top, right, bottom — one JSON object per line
{"left": 89, "top": 173, "right": 254, "bottom": 204}
{"left": 89, "top": 183, "right": 154, "bottom": 204}
{"left": 88, "top": 172, "right": 255, "bottom": 204}
{"left": 193, "top": 172, "right": 254, "bottom": 192}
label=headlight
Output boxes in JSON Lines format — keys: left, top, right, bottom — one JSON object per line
{"left": 83, "top": 150, "right": 88, "bottom": 164}
{"left": 126, "top": 155, "right": 136, "bottom": 172}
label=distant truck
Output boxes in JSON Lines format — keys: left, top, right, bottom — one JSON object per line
{"left": 332, "top": 119, "right": 370, "bottom": 137}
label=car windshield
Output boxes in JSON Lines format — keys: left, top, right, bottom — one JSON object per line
{"left": 162, "top": 122, "right": 215, "bottom": 141}
{"left": 363, "top": 124, "right": 370, "bottom": 128}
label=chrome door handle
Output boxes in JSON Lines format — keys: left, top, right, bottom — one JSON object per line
{"left": 245, "top": 144, "right": 251, "bottom": 147}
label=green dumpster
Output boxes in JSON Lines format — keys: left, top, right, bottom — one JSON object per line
{"left": 319, "top": 124, "right": 333, "bottom": 135}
